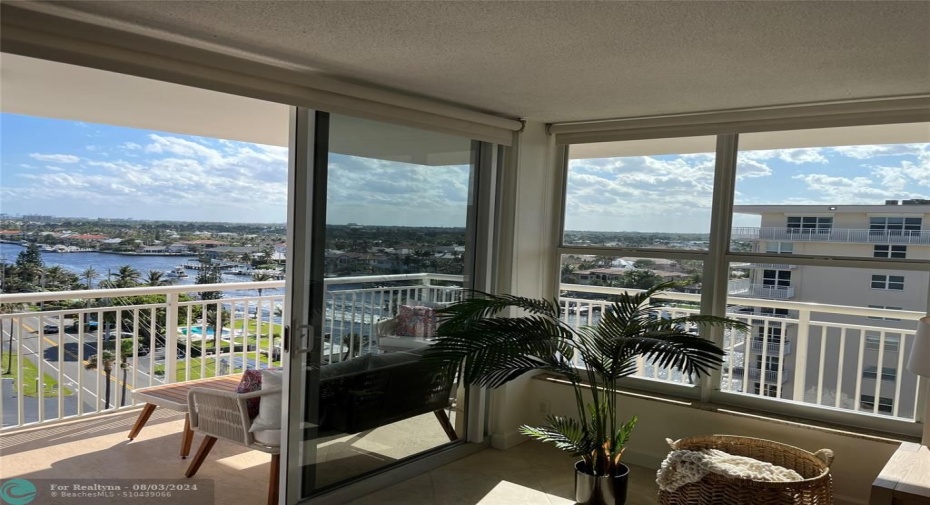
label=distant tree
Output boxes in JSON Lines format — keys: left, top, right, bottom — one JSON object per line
{"left": 197, "top": 264, "right": 223, "bottom": 301}
{"left": 85, "top": 349, "right": 125, "bottom": 409}
{"left": 114, "top": 265, "right": 141, "bottom": 288}
{"left": 81, "top": 266, "right": 99, "bottom": 289}
{"left": 251, "top": 272, "right": 273, "bottom": 298}
{"left": 633, "top": 259, "right": 656, "bottom": 269}
{"left": 617, "top": 269, "right": 663, "bottom": 290}
{"left": 143, "top": 270, "right": 169, "bottom": 286}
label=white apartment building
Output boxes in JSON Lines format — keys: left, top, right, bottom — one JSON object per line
{"left": 730, "top": 200, "right": 930, "bottom": 416}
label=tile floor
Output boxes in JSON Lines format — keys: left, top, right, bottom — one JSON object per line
{"left": 0, "top": 408, "right": 659, "bottom": 504}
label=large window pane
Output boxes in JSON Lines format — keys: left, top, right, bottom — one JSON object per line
{"left": 560, "top": 254, "right": 705, "bottom": 385}
{"left": 564, "top": 137, "right": 717, "bottom": 249}
{"left": 303, "top": 114, "right": 473, "bottom": 492}
{"left": 726, "top": 125, "right": 929, "bottom": 421}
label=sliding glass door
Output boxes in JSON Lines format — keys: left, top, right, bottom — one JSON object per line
{"left": 284, "top": 109, "right": 486, "bottom": 502}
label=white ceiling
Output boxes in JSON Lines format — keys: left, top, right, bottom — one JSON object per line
{"left": 14, "top": 0, "right": 930, "bottom": 123}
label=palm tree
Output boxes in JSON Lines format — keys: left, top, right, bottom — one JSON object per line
{"left": 251, "top": 271, "right": 273, "bottom": 298}
{"left": 2, "top": 302, "right": 26, "bottom": 374}
{"left": 424, "top": 281, "right": 748, "bottom": 478}
{"left": 114, "top": 265, "right": 141, "bottom": 288}
{"left": 84, "top": 349, "right": 126, "bottom": 409}
{"left": 143, "top": 270, "right": 168, "bottom": 286}
{"left": 81, "top": 266, "right": 99, "bottom": 289}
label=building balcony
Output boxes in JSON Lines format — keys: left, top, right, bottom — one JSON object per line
{"left": 732, "top": 227, "right": 930, "bottom": 245}
{"left": 749, "top": 338, "right": 793, "bottom": 355}
{"left": 729, "top": 283, "right": 795, "bottom": 300}
{"left": 729, "top": 366, "right": 791, "bottom": 384}
{"left": 742, "top": 263, "right": 798, "bottom": 270}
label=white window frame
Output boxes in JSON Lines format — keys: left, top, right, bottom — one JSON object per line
{"left": 556, "top": 124, "right": 930, "bottom": 438}
{"left": 787, "top": 216, "right": 833, "bottom": 231}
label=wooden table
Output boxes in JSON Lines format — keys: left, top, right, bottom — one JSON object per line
{"left": 127, "top": 375, "right": 241, "bottom": 458}
{"left": 871, "top": 442, "right": 930, "bottom": 505}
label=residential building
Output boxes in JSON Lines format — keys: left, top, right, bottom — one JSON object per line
{"left": 731, "top": 203, "right": 930, "bottom": 415}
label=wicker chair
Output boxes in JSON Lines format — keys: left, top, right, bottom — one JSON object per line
{"left": 185, "top": 386, "right": 283, "bottom": 505}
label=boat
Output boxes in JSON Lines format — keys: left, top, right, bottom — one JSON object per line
{"left": 165, "top": 265, "right": 189, "bottom": 278}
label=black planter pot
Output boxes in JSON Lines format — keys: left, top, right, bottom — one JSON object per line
{"left": 574, "top": 461, "right": 629, "bottom": 505}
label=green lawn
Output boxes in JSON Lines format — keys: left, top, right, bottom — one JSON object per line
{"left": 1, "top": 351, "right": 73, "bottom": 396}
{"left": 156, "top": 353, "right": 281, "bottom": 382}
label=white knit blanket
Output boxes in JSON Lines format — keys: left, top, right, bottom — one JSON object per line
{"left": 656, "top": 448, "right": 803, "bottom": 492}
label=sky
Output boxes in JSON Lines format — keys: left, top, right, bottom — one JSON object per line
{"left": 566, "top": 141, "right": 929, "bottom": 232}
{"left": 0, "top": 113, "right": 471, "bottom": 227}
{"left": 1, "top": 113, "right": 927, "bottom": 230}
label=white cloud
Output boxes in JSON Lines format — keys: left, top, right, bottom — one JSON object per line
{"left": 741, "top": 148, "right": 828, "bottom": 164}
{"left": 29, "top": 153, "right": 80, "bottom": 164}
{"left": 831, "top": 144, "right": 927, "bottom": 159}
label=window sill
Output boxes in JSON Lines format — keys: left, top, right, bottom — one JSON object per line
{"left": 531, "top": 372, "right": 918, "bottom": 445}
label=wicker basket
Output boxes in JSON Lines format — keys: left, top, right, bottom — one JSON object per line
{"left": 657, "top": 435, "right": 834, "bottom": 505}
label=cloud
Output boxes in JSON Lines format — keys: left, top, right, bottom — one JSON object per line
{"left": 741, "top": 148, "right": 828, "bottom": 164}
{"left": 29, "top": 153, "right": 80, "bottom": 164}
{"left": 831, "top": 144, "right": 927, "bottom": 159}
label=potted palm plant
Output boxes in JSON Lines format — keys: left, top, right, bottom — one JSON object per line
{"left": 423, "top": 281, "right": 748, "bottom": 505}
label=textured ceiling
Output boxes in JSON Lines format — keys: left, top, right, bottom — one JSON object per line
{"left": 15, "top": 1, "right": 930, "bottom": 123}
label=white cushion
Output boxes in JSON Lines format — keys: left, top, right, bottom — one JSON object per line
{"left": 252, "top": 429, "right": 280, "bottom": 447}
{"left": 248, "top": 368, "right": 283, "bottom": 432}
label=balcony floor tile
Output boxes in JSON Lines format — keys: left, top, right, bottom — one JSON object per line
{"left": 1, "top": 409, "right": 660, "bottom": 505}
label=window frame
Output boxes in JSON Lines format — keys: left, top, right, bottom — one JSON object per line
{"left": 557, "top": 127, "right": 930, "bottom": 438}
{"left": 873, "top": 245, "right": 907, "bottom": 259}
{"left": 870, "top": 274, "right": 905, "bottom": 291}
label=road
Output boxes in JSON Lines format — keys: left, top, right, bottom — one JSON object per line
{"left": 2, "top": 315, "right": 167, "bottom": 428}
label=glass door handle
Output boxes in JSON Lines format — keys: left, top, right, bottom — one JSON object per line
{"left": 284, "top": 324, "right": 314, "bottom": 354}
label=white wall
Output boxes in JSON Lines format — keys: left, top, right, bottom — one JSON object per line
{"left": 488, "top": 120, "right": 560, "bottom": 449}
{"left": 527, "top": 378, "right": 902, "bottom": 505}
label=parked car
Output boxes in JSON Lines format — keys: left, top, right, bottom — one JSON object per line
{"left": 103, "top": 331, "right": 136, "bottom": 341}
{"left": 136, "top": 345, "right": 150, "bottom": 356}
{"left": 42, "top": 324, "right": 59, "bottom": 334}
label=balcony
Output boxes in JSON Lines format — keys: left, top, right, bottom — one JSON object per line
{"left": 0, "top": 277, "right": 918, "bottom": 503}
{"left": 732, "top": 227, "right": 930, "bottom": 244}
{"left": 0, "top": 273, "right": 462, "bottom": 429}
{"left": 749, "top": 337, "right": 793, "bottom": 355}
{"left": 742, "top": 263, "right": 798, "bottom": 270}
{"left": 0, "top": 408, "right": 659, "bottom": 505}
{"left": 729, "top": 283, "right": 795, "bottom": 300}
{"left": 729, "top": 366, "right": 791, "bottom": 383}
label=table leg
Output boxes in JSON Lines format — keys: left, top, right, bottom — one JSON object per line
{"left": 128, "top": 403, "right": 157, "bottom": 440}
{"left": 181, "top": 414, "right": 195, "bottom": 459}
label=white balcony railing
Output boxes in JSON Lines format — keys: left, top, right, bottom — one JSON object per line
{"left": 559, "top": 283, "right": 923, "bottom": 422}
{"left": 0, "top": 273, "right": 462, "bottom": 430}
{"left": 750, "top": 338, "right": 793, "bottom": 355}
{"left": 730, "top": 366, "right": 791, "bottom": 384}
{"left": 730, "top": 283, "right": 796, "bottom": 300}
{"left": 732, "top": 227, "right": 930, "bottom": 244}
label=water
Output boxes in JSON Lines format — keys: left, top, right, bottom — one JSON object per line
{"left": 0, "top": 242, "right": 283, "bottom": 297}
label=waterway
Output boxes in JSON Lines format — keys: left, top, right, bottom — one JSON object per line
{"left": 0, "top": 243, "right": 283, "bottom": 297}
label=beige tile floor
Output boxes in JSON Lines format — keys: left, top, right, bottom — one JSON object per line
{"left": 0, "top": 408, "right": 658, "bottom": 504}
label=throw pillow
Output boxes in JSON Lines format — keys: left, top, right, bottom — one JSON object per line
{"left": 249, "top": 368, "right": 284, "bottom": 432}
{"left": 396, "top": 305, "right": 437, "bottom": 338}
{"left": 236, "top": 369, "right": 263, "bottom": 419}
